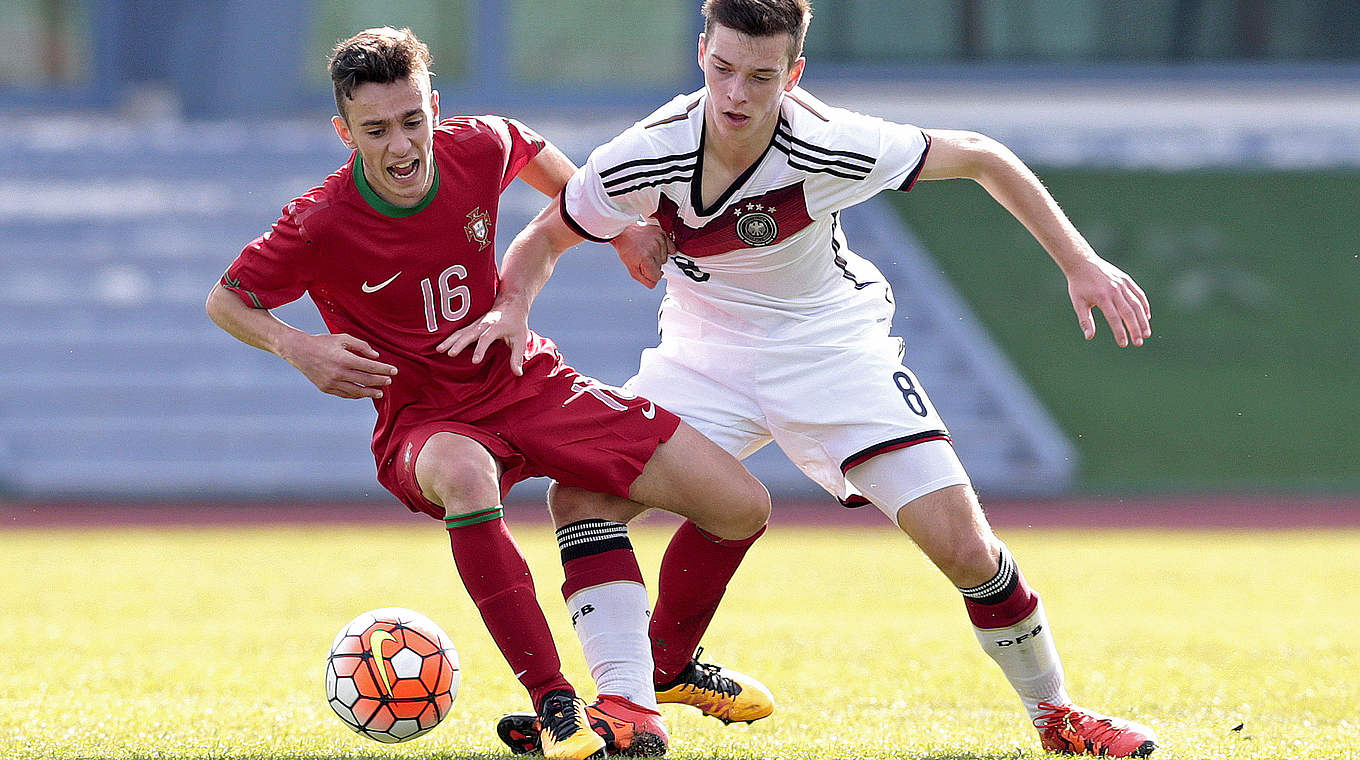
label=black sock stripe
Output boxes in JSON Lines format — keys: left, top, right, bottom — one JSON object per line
{"left": 557, "top": 519, "right": 632, "bottom": 562}
{"left": 959, "top": 546, "right": 1019, "bottom": 605}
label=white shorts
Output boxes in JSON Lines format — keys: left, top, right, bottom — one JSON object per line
{"left": 623, "top": 329, "right": 972, "bottom": 518}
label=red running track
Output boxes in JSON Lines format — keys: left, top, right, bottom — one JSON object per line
{"left": 2, "top": 494, "right": 1357, "bottom": 530}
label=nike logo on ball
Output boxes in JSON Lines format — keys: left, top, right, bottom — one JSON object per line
{"left": 368, "top": 630, "right": 398, "bottom": 696}
{"left": 361, "top": 272, "right": 402, "bottom": 293}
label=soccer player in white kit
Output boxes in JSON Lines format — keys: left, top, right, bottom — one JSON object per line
{"left": 456, "top": 1, "right": 1158, "bottom": 756}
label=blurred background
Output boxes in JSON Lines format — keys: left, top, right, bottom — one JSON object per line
{"left": 1, "top": 0, "right": 1357, "bottom": 507}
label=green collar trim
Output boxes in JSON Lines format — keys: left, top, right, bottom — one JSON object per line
{"left": 353, "top": 154, "right": 439, "bottom": 217}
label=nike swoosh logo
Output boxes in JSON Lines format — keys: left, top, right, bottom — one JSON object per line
{"left": 368, "top": 630, "right": 398, "bottom": 696}
{"left": 361, "top": 272, "right": 402, "bottom": 293}
{"left": 641, "top": 402, "right": 656, "bottom": 420}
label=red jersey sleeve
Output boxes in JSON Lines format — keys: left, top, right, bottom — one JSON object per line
{"left": 221, "top": 193, "right": 322, "bottom": 309}
{"left": 482, "top": 116, "right": 547, "bottom": 192}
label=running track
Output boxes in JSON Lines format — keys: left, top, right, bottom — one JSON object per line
{"left": 3, "top": 495, "right": 1357, "bottom": 530}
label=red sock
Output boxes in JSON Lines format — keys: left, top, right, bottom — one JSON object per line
{"left": 557, "top": 519, "right": 645, "bottom": 600}
{"left": 959, "top": 545, "right": 1039, "bottom": 628}
{"left": 648, "top": 521, "right": 764, "bottom": 686}
{"left": 445, "top": 510, "right": 572, "bottom": 710}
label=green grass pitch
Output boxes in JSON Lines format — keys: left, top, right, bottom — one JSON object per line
{"left": 3, "top": 512, "right": 1357, "bottom": 759}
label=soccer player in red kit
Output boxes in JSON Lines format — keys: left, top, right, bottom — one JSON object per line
{"left": 205, "top": 27, "right": 771, "bottom": 760}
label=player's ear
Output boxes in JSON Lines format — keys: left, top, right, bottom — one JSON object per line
{"left": 785, "top": 57, "right": 806, "bottom": 92}
{"left": 332, "top": 114, "right": 357, "bottom": 150}
{"left": 430, "top": 89, "right": 440, "bottom": 122}
{"left": 697, "top": 33, "right": 707, "bottom": 70}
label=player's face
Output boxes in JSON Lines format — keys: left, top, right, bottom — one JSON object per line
{"left": 332, "top": 73, "right": 439, "bottom": 208}
{"left": 699, "top": 24, "right": 805, "bottom": 146}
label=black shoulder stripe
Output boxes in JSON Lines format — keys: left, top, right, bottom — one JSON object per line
{"left": 599, "top": 149, "right": 700, "bottom": 179}
{"left": 602, "top": 157, "right": 696, "bottom": 189}
{"left": 644, "top": 98, "right": 702, "bottom": 128}
{"left": 775, "top": 136, "right": 873, "bottom": 177}
{"left": 605, "top": 171, "right": 693, "bottom": 197}
{"left": 787, "top": 156, "right": 871, "bottom": 181}
{"left": 786, "top": 92, "right": 830, "bottom": 121}
{"left": 775, "top": 124, "right": 876, "bottom": 164}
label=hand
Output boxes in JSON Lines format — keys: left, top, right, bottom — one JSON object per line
{"left": 280, "top": 332, "right": 397, "bottom": 399}
{"left": 435, "top": 303, "right": 531, "bottom": 375}
{"left": 1065, "top": 257, "right": 1152, "bottom": 347}
{"left": 611, "top": 219, "right": 673, "bottom": 289}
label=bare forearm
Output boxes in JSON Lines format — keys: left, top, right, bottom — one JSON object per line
{"left": 921, "top": 130, "right": 1095, "bottom": 275}
{"left": 492, "top": 147, "right": 581, "bottom": 311}
{"left": 205, "top": 283, "right": 303, "bottom": 359}
{"left": 495, "top": 196, "right": 580, "bottom": 312}
{"left": 975, "top": 151, "right": 1094, "bottom": 275}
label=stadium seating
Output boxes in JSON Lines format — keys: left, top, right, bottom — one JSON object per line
{"left": 0, "top": 119, "right": 1073, "bottom": 501}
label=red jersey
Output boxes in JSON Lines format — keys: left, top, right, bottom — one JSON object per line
{"left": 222, "top": 115, "right": 558, "bottom": 469}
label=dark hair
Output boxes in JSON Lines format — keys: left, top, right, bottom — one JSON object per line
{"left": 327, "top": 27, "right": 433, "bottom": 118}
{"left": 701, "top": 0, "right": 812, "bottom": 63}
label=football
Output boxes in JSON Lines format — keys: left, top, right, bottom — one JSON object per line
{"left": 324, "top": 607, "right": 460, "bottom": 743}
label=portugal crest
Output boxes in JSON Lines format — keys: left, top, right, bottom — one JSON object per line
{"left": 464, "top": 207, "right": 492, "bottom": 250}
{"left": 732, "top": 202, "right": 778, "bottom": 247}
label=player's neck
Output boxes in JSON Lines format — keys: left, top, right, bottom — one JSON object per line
{"left": 703, "top": 118, "right": 777, "bottom": 173}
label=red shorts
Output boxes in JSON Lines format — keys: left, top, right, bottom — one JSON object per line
{"left": 375, "top": 353, "right": 680, "bottom": 520}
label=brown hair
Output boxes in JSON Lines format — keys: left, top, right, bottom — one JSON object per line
{"left": 327, "top": 27, "right": 433, "bottom": 117}
{"left": 701, "top": 0, "right": 812, "bottom": 63}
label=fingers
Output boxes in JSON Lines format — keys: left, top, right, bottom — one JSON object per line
{"left": 507, "top": 336, "right": 526, "bottom": 377}
{"left": 328, "top": 381, "right": 385, "bottom": 400}
{"left": 631, "top": 260, "right": 661, "bottom": 289}
{"left": 347, "top": 354, "right": 398, "bottom": 378}
{"left": 338, "top": 336, "right": 381, "bottom": 360}
{"left": 1072, "top": 298, "right": 1096, "bottom": 341}
{"left": 436, "top": 324, "right": 479, "bottom": 357}
{"left": 1129, "top": 279, "right": 1153, "bottom": 337}
{"left": 303, "top": 334, "right": 397, "bottom": 400}
{"left": 1102, "top": 282, "right": 1152, "bottom": 348}
{"left": 468, "top": 329, "right": 528, "bottom": 376}
{"left": 318, "top": 370, "right": 390, "bottom": 400}
{"left": 1070, "top": 269, "right": 1153, "bottom": 348}
{"left": 437, "top": 317, "right": 526, "bottom": 375}
{"left": 328, "top": 361, "right": 395, "bottom": 399}
{"left": 613, "top": 221, "right": 672, "bottom": 290}
{"left": 1100, "top": 300, "right": 1132, "bottom": 347}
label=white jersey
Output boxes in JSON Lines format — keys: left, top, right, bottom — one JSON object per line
{"left": 563, "top": 85, "right": 930, "bottom": 346}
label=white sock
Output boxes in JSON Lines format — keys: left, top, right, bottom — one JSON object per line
{"left": 973, "top": 600, "right": 1071, "bottom": 722}
{"left": 565, "top": 580, "right": 658, "bottom": 711}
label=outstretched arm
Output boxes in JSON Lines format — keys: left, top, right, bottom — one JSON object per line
{"left": 205, "top": 282, "right": 397, "bottom": 399}
{"left": 918, "top": 129, "right": 1152, "bottom": 347}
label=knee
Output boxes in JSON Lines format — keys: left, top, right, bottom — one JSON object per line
{"left": 422, "top": 457, "right": 499, "bottom": 517}
{"left": 935, "top": 535, "right": 1003, "bottom": 587}
{"left": 547, "top": 483, "right": 643, "bottom": 526}
{"left": 546, "top": 483, "right": 595, "bottom": 525}
{"left": 707, "top": 474, "right": 771, "bottom": 541}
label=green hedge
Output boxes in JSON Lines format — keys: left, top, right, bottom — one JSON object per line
{"left": 891, "top": 170, "right": 1360, "bottom": 492}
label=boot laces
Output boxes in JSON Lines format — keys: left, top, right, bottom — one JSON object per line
{"left": 1036, "top": 702, "right": 1125, "bottom": 750}
{"left": 687, "top": 647, "right": 740, "bottom": 698}
{"left": 540, "top": 692, "right": 585, "bottom": 742}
